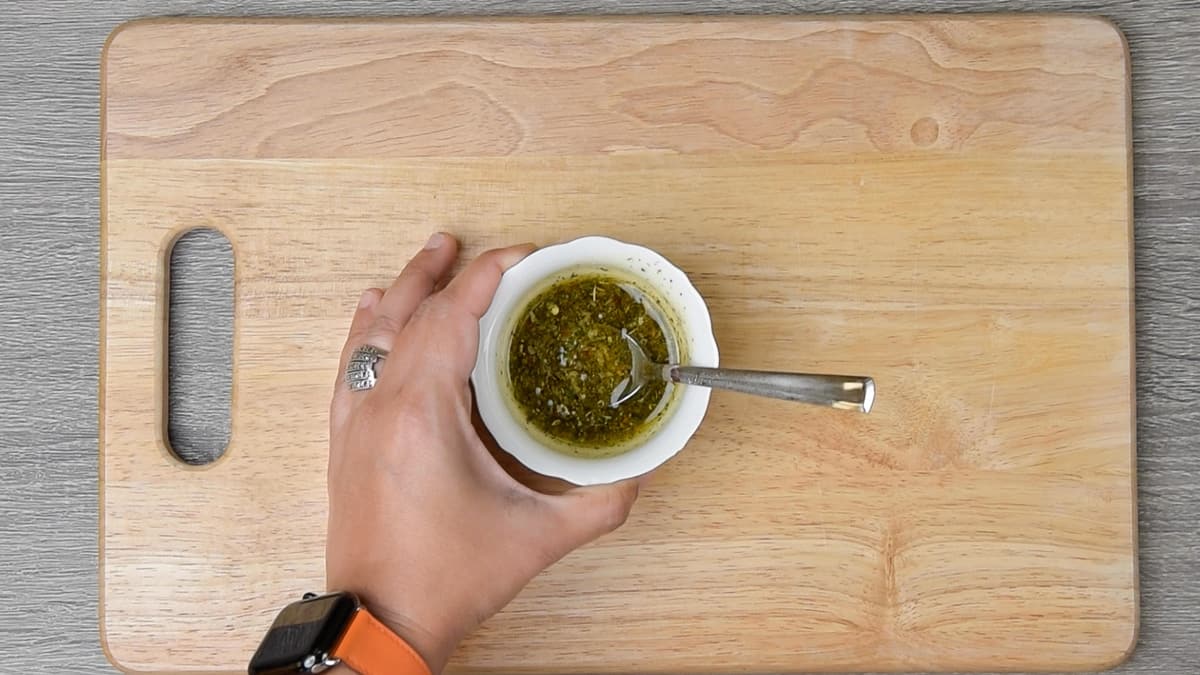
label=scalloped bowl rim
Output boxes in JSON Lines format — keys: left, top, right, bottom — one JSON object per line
{"left": 471, "top": 236, "right": 719, "bottom": 485}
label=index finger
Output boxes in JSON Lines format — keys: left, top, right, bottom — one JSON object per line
{"left": 439, "top": 243, "right": 536, "bottom": 319}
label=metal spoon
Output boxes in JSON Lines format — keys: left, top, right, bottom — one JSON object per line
{"left": 611, "top": 330, "right": 874, "bottom": 413}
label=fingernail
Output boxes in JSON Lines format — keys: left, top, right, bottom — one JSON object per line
{"left": 424, "top": 232, "right": 447, "bottom": 250}
{"left": 358, "top": 289, "right": 379, "bottom": 308}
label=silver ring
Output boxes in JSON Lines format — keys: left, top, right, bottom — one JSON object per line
{"left": 345, "top": 345, "right": 388, "bottom": 391}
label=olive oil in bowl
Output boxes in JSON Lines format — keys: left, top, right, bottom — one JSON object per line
{"left": 505, "top": 270, "right": 680, "bottom": 457}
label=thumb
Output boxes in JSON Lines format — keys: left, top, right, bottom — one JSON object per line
{"left": 544, "top": 478, "right": 642, "bottom": 554}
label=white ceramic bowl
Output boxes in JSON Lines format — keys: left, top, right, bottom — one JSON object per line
{"left": 472, "top": 236, "right": 719, "bottom": 485}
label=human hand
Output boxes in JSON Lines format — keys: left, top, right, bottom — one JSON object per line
{"left": 326, "top": 233, "right": 645, "bottom": 673}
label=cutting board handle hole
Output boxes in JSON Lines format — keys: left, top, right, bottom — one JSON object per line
{"left": 166, "top": 228, "right": 233, "bottom": 466}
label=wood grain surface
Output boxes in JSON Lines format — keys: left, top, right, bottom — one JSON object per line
{"left": 100, "top": 16, "right": 1135, "bottom": 673}
{"left": 3, "top": 3, "right": 1199, "bottom": 675}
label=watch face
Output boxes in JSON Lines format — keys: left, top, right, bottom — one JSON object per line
{"left": 248, "top": 593, "right": 358, "bottom": 674}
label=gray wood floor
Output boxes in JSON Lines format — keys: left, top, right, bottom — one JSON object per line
{"left": 1, "top": 1, "right": 1196, "bottom": 673}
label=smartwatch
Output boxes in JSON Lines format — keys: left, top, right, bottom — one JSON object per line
{"left": 248, "top": 592, "right": 432, "bottom": 675}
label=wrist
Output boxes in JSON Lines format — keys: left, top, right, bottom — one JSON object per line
{"left": 368, "top": 608, "right": 456, "bottom": 675}
{"left": 326, "top": 583, "right": 458, "bottom": 674}
{"left": 250, "top": 592, "right": 439, "bottom": 675}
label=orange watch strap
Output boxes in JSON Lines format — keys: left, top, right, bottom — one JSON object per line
{"left": 330, "top": 608, "right": 432, "bottom": 675}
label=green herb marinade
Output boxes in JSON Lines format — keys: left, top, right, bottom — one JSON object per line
{"left": 507, "top": 274, "right": 671, "bottom": 455}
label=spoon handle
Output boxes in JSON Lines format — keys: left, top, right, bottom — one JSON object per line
{"left": 669, "top": 367, "right": 875, "bottom": 413}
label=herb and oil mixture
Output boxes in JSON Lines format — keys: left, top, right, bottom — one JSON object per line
{"left": 507, "top": 274, "right": 672, "bottom": 455}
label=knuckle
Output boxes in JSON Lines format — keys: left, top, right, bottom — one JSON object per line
{"left": 458, "top": 250, "right": 504, "bottom": 285}
{"left": 399, "top": 258, "right": 437, "bottom": 287}
{"left": 348, "top": 395, "right": 420, "bottom": 447}
{"left": 480, "top": 251, "right": 509, "bottom": 277}
{"left": 413, "top": 297, "right": 477, "bottom": 340}
{"left": 605, "top": 501, "right": 632, "bottom": 531}
{"left": 597, "top": 491, "right": 633, "bottom": 532}
{"left": 475, "top": 248, "right": 503, "bottom": 267}
{"left": 411, "top": 295, "right": 451, "bottom": 321}
{"left": 346, "top": 310, "right": 373, "bottom": 336}
{"left": 367, "top": 313, "right": 404, "bottom": 337}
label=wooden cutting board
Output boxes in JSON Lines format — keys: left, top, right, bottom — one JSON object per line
{"left": 101, "top": 16, "right": 1136, "bottom": 674}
